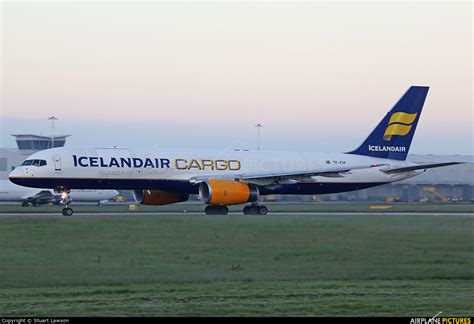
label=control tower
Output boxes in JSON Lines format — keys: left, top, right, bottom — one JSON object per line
{"left": 11, "top": 134, "right": 71, "bottom": 155}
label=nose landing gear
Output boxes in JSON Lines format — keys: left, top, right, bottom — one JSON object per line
{"left": 62, "top": 207, "right": 74, "bottom": 216}
{"left": 56, "top": 187, "right": 73, "bottom": 216}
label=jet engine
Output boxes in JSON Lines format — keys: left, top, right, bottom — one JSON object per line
{"left": 199, "top": 180, "right": 259, "bottom": 206}
{"left": 133, "top": 190, "right": 189, "bottom": 205}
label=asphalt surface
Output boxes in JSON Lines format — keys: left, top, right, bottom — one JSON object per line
{"left": 0, "top": 211, "right": 473, "bottom": 218}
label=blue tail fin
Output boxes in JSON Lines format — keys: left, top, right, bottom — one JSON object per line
{"left": 348, "top": 86, "right": 429, "bottom": 161}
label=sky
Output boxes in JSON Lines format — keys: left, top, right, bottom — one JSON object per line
{"left": 1, "top": 1, "right": 472, "bottom": 155}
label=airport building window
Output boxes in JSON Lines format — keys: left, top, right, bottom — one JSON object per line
{"left": 13, "top": 135, "right": 70, "bottom": 152}
{"left": 52, "top": 140, "right": 66, "bottom": 148}
{"left": 17, "top": 140, "right": 54, "bottom": 150}
{"left": 0, "top": 158, "right": 6, "bottom": 171}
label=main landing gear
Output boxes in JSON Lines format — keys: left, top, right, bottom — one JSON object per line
{"left": 205, "top": 205, "right": 229, "bottom": 215}
{"left": 243, "top": 204, "right": 268, "bottom": 215}
{"left": 204, "top": 204, "right": 269, "bottom": 215}
{"left": 56, "top": 187, "right": 73, "bottom": 217}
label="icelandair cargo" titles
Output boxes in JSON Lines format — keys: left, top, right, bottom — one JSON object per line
{"left": 72, "top": 155, "right": 241, "bottom": 171}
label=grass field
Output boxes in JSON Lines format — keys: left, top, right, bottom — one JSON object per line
{"left": 0, "top": 212, "right": 473, "bottom": 316}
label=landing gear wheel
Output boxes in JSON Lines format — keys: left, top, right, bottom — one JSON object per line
{"left": 243, "top": 205, "right": 268, "bottom": 215}
{"left": 205, "top": 206, "right": 229, "bottom": 215}
{"left": 62, "top": 208, "right": 73, "bottom": 217}
{"left": 257, "top": 206, "right": 268, "bottom": 215}
{"left": 21, "top": 202, "right": 29, "bottom": 207}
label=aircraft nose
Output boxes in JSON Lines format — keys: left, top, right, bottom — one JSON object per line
{"left": 8, "top": 167, "right": 26, "bottom": 185}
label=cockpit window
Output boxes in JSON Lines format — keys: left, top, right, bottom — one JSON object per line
{"left": 21, "top": 159, "right": 47, "bottom": 167}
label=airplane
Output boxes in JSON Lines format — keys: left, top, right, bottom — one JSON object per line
{"left": 0, "top": 179, "right": 119, "bottom": 207}
{"left": 8, "top": 86, "right": 462, "bottom": 216}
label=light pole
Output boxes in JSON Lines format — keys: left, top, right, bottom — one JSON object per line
{"left": 255, "top": 123, "right": 263, "bottom": 151}
{"left": 48, "top": 116, "right": 58, "bottom": 148}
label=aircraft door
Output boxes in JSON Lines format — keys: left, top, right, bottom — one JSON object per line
{"left": 53, "top": 156, "right": 61, "bottom": 171}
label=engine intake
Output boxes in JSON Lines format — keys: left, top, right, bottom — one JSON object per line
{"left": 133, "top": 190, "right": 189, "bottom": 205}
{"left": 199, "top": 180, "right": 259, "bottom": 206}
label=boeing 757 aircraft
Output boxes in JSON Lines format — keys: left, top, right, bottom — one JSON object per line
{"left": 9, "top": 86, "right": 461, "bottom": 216}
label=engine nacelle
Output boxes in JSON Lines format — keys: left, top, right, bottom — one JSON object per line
{"left": 199, "top": 180, "right": 259, "bottom": 206}
{"left": 133, "top": 190, "right": 189, "bottom": 205}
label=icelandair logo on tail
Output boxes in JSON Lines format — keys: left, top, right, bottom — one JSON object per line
{"left": 383, "top": 112, "right": 418, "bottom": 141}
{"left": 368, "top": 145, "right": 406, "bottom": 152}
{"left": 367, "top": 112, "right": 417, "bottom": 153}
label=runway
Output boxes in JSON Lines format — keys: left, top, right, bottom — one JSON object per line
{"left": 0, "top": 211, "right": 473, "bottom": 218}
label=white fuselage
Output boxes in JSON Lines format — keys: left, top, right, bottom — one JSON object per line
{"left": 8, "top": 147, "right": 422, "bottom": 195}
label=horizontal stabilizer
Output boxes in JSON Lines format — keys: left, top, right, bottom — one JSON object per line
{"left": 383, "top": 162, "right": 463, "bottom": 174}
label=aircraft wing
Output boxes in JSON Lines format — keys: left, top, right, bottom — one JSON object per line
{"left": 382, "top": 162, "right": 463, "bottom": 174}
{"left": 190, "top": 163, "right": 382, "bottom": 184}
